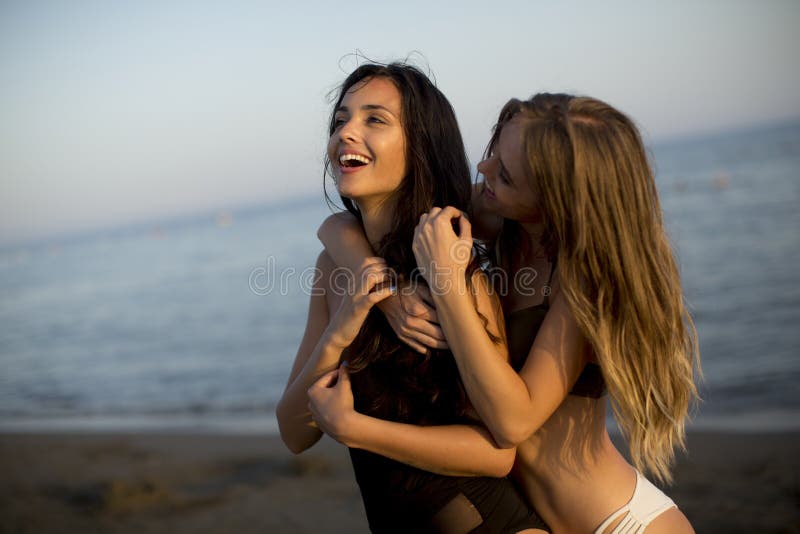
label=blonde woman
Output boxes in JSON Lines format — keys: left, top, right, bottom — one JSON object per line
{"left": 310, "top": 93, "right": 700, "bottom": 533}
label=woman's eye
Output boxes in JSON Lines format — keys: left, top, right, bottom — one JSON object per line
{"left": 368, "top": 116, "right": 385, "bottom": 124}
{"left": 333, "top": 117, "right": 346, "bottom": 128}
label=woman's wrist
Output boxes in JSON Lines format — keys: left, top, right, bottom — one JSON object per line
{"left": 321, "top": 326, "right": 350, "bottom": 352}
{"left": 425, "top": 266, "right": 468, "bottom": 298}
{"left": 333, "top": 410, "right": 369, "bottom": 448}
{"left": 430, "top": 275, "right": 472, "bottom": 308}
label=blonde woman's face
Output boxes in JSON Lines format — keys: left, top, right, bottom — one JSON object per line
{"left": 477, "top": 118, "right": 541, "bottom": 223}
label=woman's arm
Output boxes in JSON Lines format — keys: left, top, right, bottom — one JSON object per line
{"left": 414, "top": 207, "right": 590, "bottom": 448}
{"left": 318, "top": 212, "right": 447, "bottom": 353}
{"left": 437, "top": 284, "right": 590, "bottom": 447}
{"left": 276, "top": 251, "right": 342, "bottom": 453}
{"left": 317, "top": 212, "right": 374, "bottom": 272}
{"left": 276, "top": 251, "right": 393, "bottom": 454}
{"left": 307, "top": 255, "right": 516, "bottom": 478}
{"left": 309, "top": 365, "right": 515, "bottom": 478}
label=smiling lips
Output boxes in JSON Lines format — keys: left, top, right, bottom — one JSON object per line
{"left": 338, "top": 152, "right": 372, "bottom": 172}
{"left": 484, "top": 182, "right": 496, "bottom": 199}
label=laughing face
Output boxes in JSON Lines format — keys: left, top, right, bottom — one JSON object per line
{"left": 477, "top": 117, "right": 542, "bottom": 224}
{"left": 327, "top": 77, "right": 407, "bottom": 210}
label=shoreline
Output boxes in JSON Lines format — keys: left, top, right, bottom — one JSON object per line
{"left": 1, "top": 430, "right": 798, "bottom": 533}
{"left": 2, "top": 407, "right": 799, "bottom": 436}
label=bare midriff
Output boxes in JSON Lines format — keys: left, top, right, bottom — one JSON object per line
{"left": 511, "top": 395, "right": 638, "bottom": 533}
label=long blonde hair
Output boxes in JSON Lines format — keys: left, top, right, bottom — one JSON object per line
{"left": 492, "top": 94, "right": 700, "bottom": 484}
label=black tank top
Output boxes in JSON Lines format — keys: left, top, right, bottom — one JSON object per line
{"left": 504, "top": 261, "right": 606, "bottom": 399}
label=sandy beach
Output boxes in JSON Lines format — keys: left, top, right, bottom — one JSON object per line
{"left": 1, "top": 430, "right": 797, "bottom": 533}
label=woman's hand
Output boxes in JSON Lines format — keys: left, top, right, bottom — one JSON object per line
{"left": 413, "top": 207, "right": 473, "bottom": 297}
{"left": 309, "top": 363, "right": 517, "bottom": 478}
{"left": 307, "top": 363, "right": 357, "bottom": 445}
{"left": 380, "top": 283, "right": 449, "bottom": 353}
{"left": 326, "top": 257, "right": 395, "bottom": 349}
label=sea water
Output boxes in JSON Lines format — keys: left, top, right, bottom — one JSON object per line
{"left": 1, "top": 121, "right": 798, "bottom": 433}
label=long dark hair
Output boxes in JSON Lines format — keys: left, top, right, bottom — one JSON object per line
{"left": 324, "top": 62, "right": 483, "bottom": 425}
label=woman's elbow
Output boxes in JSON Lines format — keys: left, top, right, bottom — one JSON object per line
{"left": 276, "top": 402, "right": 310, "bottom": 454}
{"left": 280, "top": 433, "right": 310, "bottom": 455}
{"left": 489, "top": 447, "right": 516, "bottom": 477}
{"left": 277, "top": 420, "right": 315, "bottom": 455}
{"left": 491, "top": 420, "right": 538, "bottom": 449}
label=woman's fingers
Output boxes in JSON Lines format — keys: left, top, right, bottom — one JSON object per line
{"left": 457, "top": 214, "right": 472, "bottom": 240}
{"left": 359, "top": 262, "right": 394, "bottom": 295}
{"left": 402, "top": 328, "right": 449, "bottom": 350}
{"left": 359, "top": 256, "right": 387, "bottom": 269}
{"left": 310, "top": 368, "right": 339, "bottom": 391}
{"left": 365, "top": 285, "right": 396, "bottom": 307}
{"left": 434, "top": 205, "right": 462, "bottom": 222}
{"left": 335, "top": 362, "right": 350, "bottom": 389}
{"left": 405, "top": 315, "right": 446, "bottom": 341}
{"left": 414, "top": 284, "right": 435, "bottom": 305}
{"left": 432, "top": 207, "right": 472, "bottom": 244}
{"left": 415, "top": 206, "right": 468, "bottom": 245}
{"left": 398, "top": 333, "right": 429, "bottom": 354}
{"left": 402, "top": 293, "right": 439, "bottom": 321}
{"left": 404, "top": 300, "right": 438, "bottom": 322}
{"left": 399, "top": 335, "right": 447, "bottom": 353}
{"left": 407, "top": 285, "right": 440, "bottom": 322}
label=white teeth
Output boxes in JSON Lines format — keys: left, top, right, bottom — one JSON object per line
{"left": 339, "top": 153, "right": 371, "bottom": 165}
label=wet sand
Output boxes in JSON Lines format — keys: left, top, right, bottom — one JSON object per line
{"left": 0, "top": 431, "right": 797, "bottom": 533}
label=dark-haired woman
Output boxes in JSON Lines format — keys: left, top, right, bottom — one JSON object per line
{"left": 275, "top": 64, "right": 548, "bottom": 533}
{"left": 311, "top": 94, "right": 699, "bottom": 533}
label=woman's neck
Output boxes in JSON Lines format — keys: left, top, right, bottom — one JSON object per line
{"left": 357, "top": 198, "right": 395, "bottom": 250}
{"left": 520, "top": 221, "right": 546, "bottom": 257}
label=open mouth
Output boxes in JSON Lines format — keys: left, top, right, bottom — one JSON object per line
{"left": 339, "top": 153, "right": 371, "bottom": 168}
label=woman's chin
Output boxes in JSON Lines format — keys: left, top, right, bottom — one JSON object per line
{"left": 336, "top": 175, "right": 360, "bottom": 198}
{"left": 336, "top": 184, "right": 358, "bottom": 201}
{"left": 336, "top": 182, "right": 372, "bottom": 204}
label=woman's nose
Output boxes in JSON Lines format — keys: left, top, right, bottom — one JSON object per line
{"left": 477, "top": 158, "right": 493, "bottom": 180}
{"left": 338, "top": 119, "right": 359, "bottom": 143}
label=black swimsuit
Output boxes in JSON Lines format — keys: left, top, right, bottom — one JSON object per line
{"left": 505, "top": 261, "right": 606, "bottom": 398}
{"left": 349, "top": 446, "right": 547, "bottom": 533}
{"left": 348, "top": 355, "right": 550, "bottom": 533}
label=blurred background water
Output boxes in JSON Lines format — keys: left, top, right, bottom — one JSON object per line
{"left": 0, "top": 120, "right": 798, "bottom": 433}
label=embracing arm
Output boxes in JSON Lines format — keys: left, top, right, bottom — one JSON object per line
{"left": 318, "top": 212, "right": 447, "bottom": 353}
{"left": 435, "top": 285, "right": 590, "bottom": 447}
{"left": 345, "top": 412, "right": 515, "bottom": 477}
{"left": 309, "top": 364, "right": 515, "bottom": 478}
{"left": 415, "top": 207, "right": 589, "bottom": 448}
{"left": 275, "top": 252, "right": 344, "bottom": 454}
{"left": 317, "top": 212, "right": 373, "bottom": 274}
{"left": 307, "top": 259, "right": 516, "bottom": 477}
{"left": 277, "top": 251, "right": 394, "bottom": 454}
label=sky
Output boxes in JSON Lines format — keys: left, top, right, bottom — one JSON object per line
{"left": 1, "top": 0, "right": 798, "bottom": 244}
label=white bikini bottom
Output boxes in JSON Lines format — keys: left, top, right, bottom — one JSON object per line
{"left": 593, "top": 470, "right": 677, "bottom": 534}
